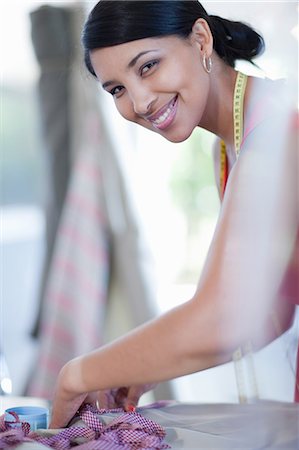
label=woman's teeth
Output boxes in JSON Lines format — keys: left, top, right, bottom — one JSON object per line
{"left": 153, "top": 107, "right": 172, "bottom": 125}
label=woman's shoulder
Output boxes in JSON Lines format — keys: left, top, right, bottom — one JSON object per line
{"left": 243, "top": 74, "right": 295, "bottom": 145}
{"left": 250, "top": 75, "right": 294, "bottom": 111}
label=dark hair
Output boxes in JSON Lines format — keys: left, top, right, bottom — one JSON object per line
{"left": 82, "top": 0, "right": 264, "bottom": 76}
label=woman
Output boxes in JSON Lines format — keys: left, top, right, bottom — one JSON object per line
{"left": 50, "top": 0, "right": 298, "bottom": 427}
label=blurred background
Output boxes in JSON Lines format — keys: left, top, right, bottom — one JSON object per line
{"left": 1, "top": 0, "right": 298, "bottom": 404}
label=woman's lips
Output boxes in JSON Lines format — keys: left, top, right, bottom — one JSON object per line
{"left": 147, "top": 96, "right": 178, "bottom": 130}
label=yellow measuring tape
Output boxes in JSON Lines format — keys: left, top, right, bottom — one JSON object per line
{"left": 233, "top": 71, "right": 248, "bottom": 157}
{"left": 233, "top": 342, "right": 259, "bottom": 404}
{"left": 219, "top": 71, "right": 248, "bottom": 198}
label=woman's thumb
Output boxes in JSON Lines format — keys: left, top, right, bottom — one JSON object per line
{"left": 123, "top": 386, "right": 143, "bottom": 412}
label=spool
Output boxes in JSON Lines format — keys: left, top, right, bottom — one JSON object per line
{"left": 5, "top": 406, "right": 49, "bottom": 431}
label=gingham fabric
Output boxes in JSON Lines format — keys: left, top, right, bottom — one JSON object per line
{"left": 0, "top": 403, "right": 170, "bottom": 449}
{"left": 0, "top": 411, "right": 32, "bottom": 448}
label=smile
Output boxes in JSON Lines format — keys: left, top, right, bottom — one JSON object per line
{"left": 148, "top": 96, "right": 178, "bottom": 130}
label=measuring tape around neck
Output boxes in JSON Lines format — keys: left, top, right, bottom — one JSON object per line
{"left": 220, "top": 71, "right": 248, "bottom": 199}
{"left": 233, "top": 71, "right": 248, "bottom": 157}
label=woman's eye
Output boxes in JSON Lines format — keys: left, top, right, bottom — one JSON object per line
{"left": 140, "top": 60, "right": 158, "bottom": 76}
{"left": 110, "top": 85, "right": 124, "bottom": 97}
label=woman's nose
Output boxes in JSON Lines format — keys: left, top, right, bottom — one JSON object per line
{"left": 131, "top": 90, "right": 156, "bottom": 117}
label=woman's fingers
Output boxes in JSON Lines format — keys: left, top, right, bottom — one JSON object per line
{"left": 91, "top": 384, "right": 157, "bottom": 412}
{"left": 123, "top": 384, "right": 155, "bottom": 411}
{"left": 114, "top": 387, "right": 129, "bottom": 407}
{"left": 97, "top": 390, "right": 110, "bottom": 409}
{"left": 123, "top": 386, "right": 142, "bottom": 410}
{"left": 97, "top": 389, "right": 119, "bottom": 409}
{"left": 49, "top": 393, "right": 87, "bottom": 429}
{"left": 84, "top": 391, "right": 98, "bottom": 407}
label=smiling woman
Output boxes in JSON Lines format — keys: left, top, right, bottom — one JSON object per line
{"left": 90, "top": 35, "right": 211, "bottom": 143}
{"left": 84, "top": 0, "right": 264, "bottom": 146}
{"left": 49, "top": 0, "right": 298, "bottom": 429}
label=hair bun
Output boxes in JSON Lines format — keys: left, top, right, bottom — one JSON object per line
{"left": 208, "top": 14, "right": 265, "bottom": 67}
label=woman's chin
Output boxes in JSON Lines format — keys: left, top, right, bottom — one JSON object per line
{"left": 160, "top": 127, "right": 194, "bottom": 143}
{"left": 137, "top": 120, "right": 194, "bottom": 143}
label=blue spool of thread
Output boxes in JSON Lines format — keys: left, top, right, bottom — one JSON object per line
{"left": 5, "top": 406, "right": 49, "bottom": 431}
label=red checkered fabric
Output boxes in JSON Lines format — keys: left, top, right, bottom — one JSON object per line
{"left": 0, "top": 403, "right": 170, "bottom": 449}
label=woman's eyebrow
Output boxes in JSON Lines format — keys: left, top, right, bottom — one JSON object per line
{"left": 127, "top": 49, "right": 159, "bottom": 68}
{"left": 102, "top": 80, "right": 117, "bottom": 90}
{"left": 102, "top": 49, "right": 159, "bottom": 90}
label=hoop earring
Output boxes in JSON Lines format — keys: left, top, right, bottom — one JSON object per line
{"left": 202, "top": 53, "right": 212, "bottom": 73}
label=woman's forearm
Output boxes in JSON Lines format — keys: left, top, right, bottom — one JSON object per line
{"left": 64, "top": 297, "right": 229, "bottom": 397}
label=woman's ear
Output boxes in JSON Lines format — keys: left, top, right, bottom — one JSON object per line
{"left": 191, "top": 18, "right": 213, "bottom": 57}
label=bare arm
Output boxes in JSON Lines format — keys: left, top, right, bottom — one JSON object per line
{"left": 50, "top": 101, "right": 297, "bottom": 427}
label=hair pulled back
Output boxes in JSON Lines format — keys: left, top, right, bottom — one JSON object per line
{"left": 82, "top": 0, "right": 264, "bottom": 76}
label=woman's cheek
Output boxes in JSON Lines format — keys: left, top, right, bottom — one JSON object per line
{"left": 116, "top": 99, "right": 135, "bottom": 122}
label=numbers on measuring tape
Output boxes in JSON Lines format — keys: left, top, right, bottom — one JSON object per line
{"left": 233, "top": 72, "right": 248, "bottom": 157}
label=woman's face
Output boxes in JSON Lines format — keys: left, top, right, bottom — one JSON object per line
{"left": 90, "top": 35, "right": 210, "bottom": 143}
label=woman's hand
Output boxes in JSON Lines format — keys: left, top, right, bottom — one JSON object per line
{"left": 86, "top": 384, "right": 156, "bottom": 412}
{"left": 49, "top": 358, "right": 156, "bottom": 428}
{"left": 50, "top": 391, "right": 88, "bottom": 429}
{"left": 49, "top": 360, "right": 88, "bottom": 429}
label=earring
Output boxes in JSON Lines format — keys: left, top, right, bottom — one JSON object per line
{"left": 202, "top": 53, "right": 212, "bottom": 73}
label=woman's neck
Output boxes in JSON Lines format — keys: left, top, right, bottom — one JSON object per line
{"left": 198, "top": 60, "right": 252, "bottom": 162}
